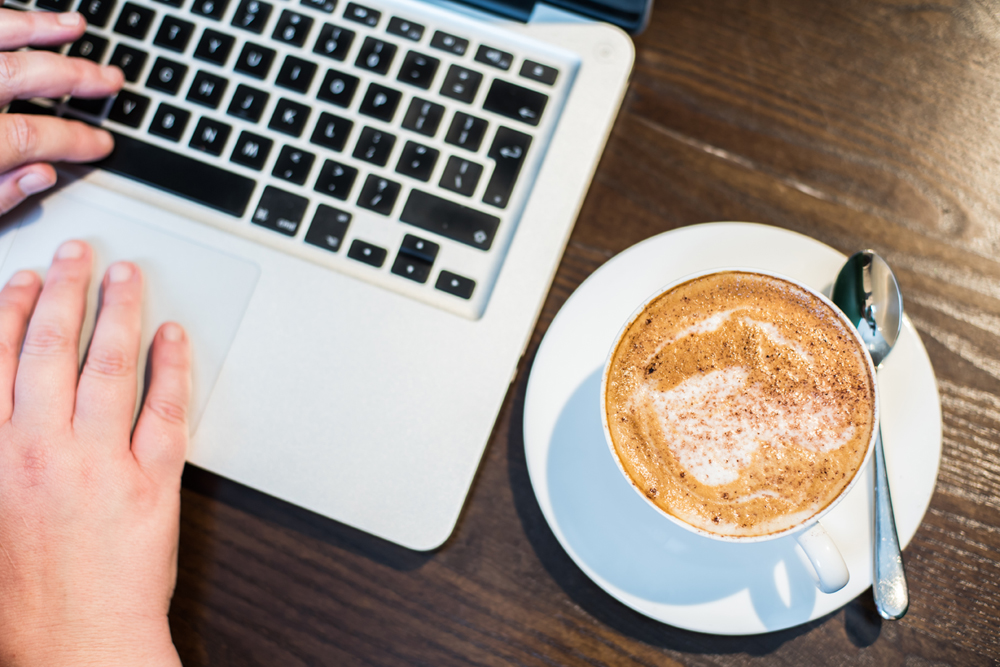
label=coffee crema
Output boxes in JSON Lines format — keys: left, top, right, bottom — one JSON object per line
{"left": 604, "top": 271, "right": 876, "bottom": 537}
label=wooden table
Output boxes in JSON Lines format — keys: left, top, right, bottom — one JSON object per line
{"left": 170, "top": 1, "right": 1000, "bottom": 663}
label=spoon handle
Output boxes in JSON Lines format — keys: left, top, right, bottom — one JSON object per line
{"left": 873, "top": 427, "right": 909, "bottom": 619}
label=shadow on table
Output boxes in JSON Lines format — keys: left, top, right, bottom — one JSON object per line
{"left": 507, "top": 361, "right": 884, "bottom": 654}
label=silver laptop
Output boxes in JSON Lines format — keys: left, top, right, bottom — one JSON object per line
{"left": 0, "top": 0, "right": 634, "bottom": 549}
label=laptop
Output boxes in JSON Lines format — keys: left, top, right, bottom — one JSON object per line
{"left": 0, "top": 0, "right": 636, "bottom": 549}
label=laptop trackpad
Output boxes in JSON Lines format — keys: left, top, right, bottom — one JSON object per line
{"left": 0, "top": 193, "right": 260, "bottom": 431}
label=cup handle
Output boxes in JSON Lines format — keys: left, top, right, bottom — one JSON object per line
{"left": 795, "top": 523, "right": 850, "bottom": 594}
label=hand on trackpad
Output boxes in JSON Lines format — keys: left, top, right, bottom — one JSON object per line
{"left": 0, "top": 198, "right": 260, "bottom": 431}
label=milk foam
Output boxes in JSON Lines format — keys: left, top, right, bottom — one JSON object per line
{"left": 636, "top": 366, "right": 854, "bottom": 487}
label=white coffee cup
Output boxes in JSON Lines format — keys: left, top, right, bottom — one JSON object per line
{"left": 600, "top": 268, "right": 879, "bottom": 594}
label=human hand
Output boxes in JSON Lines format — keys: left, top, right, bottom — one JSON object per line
{"left": 0, "top": 9, "right": 124, "bottom": 214}
{"left": 0, "top": 241, "right": 190, "bottom": 666}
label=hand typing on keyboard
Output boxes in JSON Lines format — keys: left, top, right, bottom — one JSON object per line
{"left": 0, "top": 8, "right": 122, "bottom": 214}
{"left": 0, "top": 241, "right": 189, "bottom": 666}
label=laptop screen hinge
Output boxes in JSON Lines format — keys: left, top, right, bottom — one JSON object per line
{"left": 452, "top": 0, "right": 536, "bottom": 23}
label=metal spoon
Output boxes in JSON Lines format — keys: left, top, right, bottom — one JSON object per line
{"left": 832, "top": 250, "right": 908, "bottom": 620}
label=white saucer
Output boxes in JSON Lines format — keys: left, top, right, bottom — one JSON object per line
{"left": 523, "top": 222, "right": 942, "bottom": 635}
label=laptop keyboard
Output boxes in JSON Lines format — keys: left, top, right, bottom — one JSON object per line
{"left": 3, "top": 0, "right": 576, "bottom": 318}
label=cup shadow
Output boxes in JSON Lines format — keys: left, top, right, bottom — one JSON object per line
{"left": 545, "top": 367, "right": 820, "bottom": 632}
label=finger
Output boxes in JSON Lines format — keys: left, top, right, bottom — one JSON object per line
{"left": 12, "top": 239, "right": 91, "bottom": 428}
{"left": 0, "top": 115, "right": 114, "bottom": 174}
{"left": 131, "top": 323, "right": 190, "bottom": 481}
{"left": 0, "top": 9, "right": 85, "bottom": 50}
{"left": 0, "top": 50, "right": 123, "bottom": 104}
{"left": 0, "top": 162, "right": 56, "bottom": 215}
{"left": 0, "top": 270, "right": 41, "bottom": 422}
{"left": 74, "top": 262, "right": 142, "bottom": 445}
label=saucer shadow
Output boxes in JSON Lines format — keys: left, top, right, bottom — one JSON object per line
{"left": 546, "top": 368, "right": 819, "bottom": 632}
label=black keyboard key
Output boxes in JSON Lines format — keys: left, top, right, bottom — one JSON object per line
{"left": 520, "top": 60, "right": 558, "bottom": 85}
{"left": 36, "top": 0, "right": 74, "bottom": 11}
{"left": 314, "top": 159, "right": 357, "bottom": 200}
{"left": 234, "top": 42, "right": 275, "bottom": 78}
{"left": 317, "top": 69, "right": 358, "bottom": 107}
{"left": 357, "top": 175, "right": 399, "bottom": 215}
{"left": 305, "top": 204, "right": 351, "bottom": 252}
{"left": 268, "top": 98, "right": 310, "bottom": 137}
{"left": 231, "top": 0, "right": 271, "bottom": 33}
{"left": 227, "top": 84, "right": 268, "bottom": 121}
{"left": 391, "top": 250, "right": 432, "bottom": 283}
{"left": 186, "top": 70, "right": 227, "bottom": 108}
{"left": 107, "top": 90, "right": 149, "bottom": 125}
{"left": 439, "top": 156, "right": 481, "bottom": 197}
{"left": 313, "top": 23, "right": 353, "bottom": 61}
{"left": 194, "top": 29, "right": 235, "bottom": 65}
{"left": 483, "top": 79, "right": 547, "bottom": 126}
{"left": 78, "top": 0, "right": 115, "bottom": 27}
{"left": 429, "top": 30, "right": 466, "bottom": 55}
{"left": 109, "top": 44, "right": 147, "bottom": 81}
{"left": 401, "top": 98, "right": 443, "bottom": 137}
{"left": 343, "top": 2, "right": 378, "bottom": 26}
{"left": 435, "top": 270, "right": 474, "bottom": 299}
{"left": 483, "top": 126, "right": 530, "bottom": 208}
{"left": 358, "top": 83, "right": 400, "bottom": 122}
{"left": 444, "top": 112, "right": 487, "bottom": 151}
{"left": 396, "top": 50, "right": 438, "bottom": 90}
{"left": 189, "top": 116, "right": 231, "bottom": 155}
{"left": 230, "top": 130, "right": 272, "bottom": 169}
{"left": 153, "top": 0, "right": 183, "bottom": 7}
{"left": 113, "top": 2, "right": 155, "bottom": 39}
{"left": 352, "top": 126, "right": 394, "bottom": 166}
{"left": 474, "top": 45, "right": 512, "bottom": 71}
{"left": 154, "top": 16, "right": 194, "bottom": 52}
{"left": 272, "top": 145, "right": 315, "bottom": 185}
{"left": 96, "top": 131, "right": 255, "bottom": 216}
{"left": 348, "top": 239, "right": 386, "bottom": 267}
{"left": 355, "top": 37, "right": 395, "bottom": 75}
{"left": 67, "top": 96, "right": 109, "bottom": 116}
{"left": 395, "top": 141, "right": 437, "bottom": 182}
{"left": 67, "top": 33, "right": 108, "bottom": 62}
{"left": 386, "top": 16, "right": 423, "bottom": 41}
{"left": 146, "top": 57, "right": 187, "bottom": 95}
{"left": 5, "top": 100, "right": 55, "bottom": 115}
{"left": 252, "top": 186, "right": 307, "bottom": 236}
{"left": 400, "top": 189, "right": 498, "bottom": 250}
{"left": 191, "top": 0, "right": 229, "bottom": 20}
{"left": 148, "top": 102, "right": 190, "bottom": 140}
{"left": 399, "top": 233, "right": 438, "bottom": 263}
{"left": 301, "top": 0, "right": 335, "bottom": 13}
{"left": 310, "top": 112, "right": 353, "bottom": 151}
{"left": 273, "top": 10, "right": 313, "bottom": 46}
{"left": 276, "top": 56, "right": 317, "bottom": 93}
{"left": 440, "top": 65, "right": 481, "bottom": 104}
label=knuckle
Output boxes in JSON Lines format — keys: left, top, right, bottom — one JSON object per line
{"left": 22, "top": 323, "right": 73, "bottom": 357}
{"left": 144, "top": 394, "right": 188, "bottom": 426}
{"left": 83, "top": 344, "right": 133, "bottom": 379}
{"left": 12, "top": 445, "right": 50, "bottom": 490}
{"left": 3, "top": 114, "right": 37, "bottom": 161}
{"left": 0, "top": 55, "right": 22, "bottom": 95}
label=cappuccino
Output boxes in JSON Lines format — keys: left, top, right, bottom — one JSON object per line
{"left": 604, "top": 271, "right": 876, "bottom": 538}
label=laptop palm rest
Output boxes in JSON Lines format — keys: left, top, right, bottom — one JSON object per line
{"left": 0, "top": 189, "right": 260, "bottom": 431}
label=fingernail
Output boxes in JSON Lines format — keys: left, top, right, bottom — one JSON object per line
{"left": 17, "top": 172, "right": 53, "bottom": 196}
{"left": 56, "top": 240, "right": 85, "bottom": 260}
{"left": 8, "top": 271, "right": 36, "bottom": 287}
{"left": 162, "top": 323, "right": 184, "bottom": 342}
{"left": 107, "top": 262, "right": 133, "bottom": 283}
{"left": 57, "top": 12, "right": 82, "bottom": 26}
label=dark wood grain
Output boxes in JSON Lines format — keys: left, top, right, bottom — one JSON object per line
{"left": 169, "top": 1, "right": 1000, "bottom": 663}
